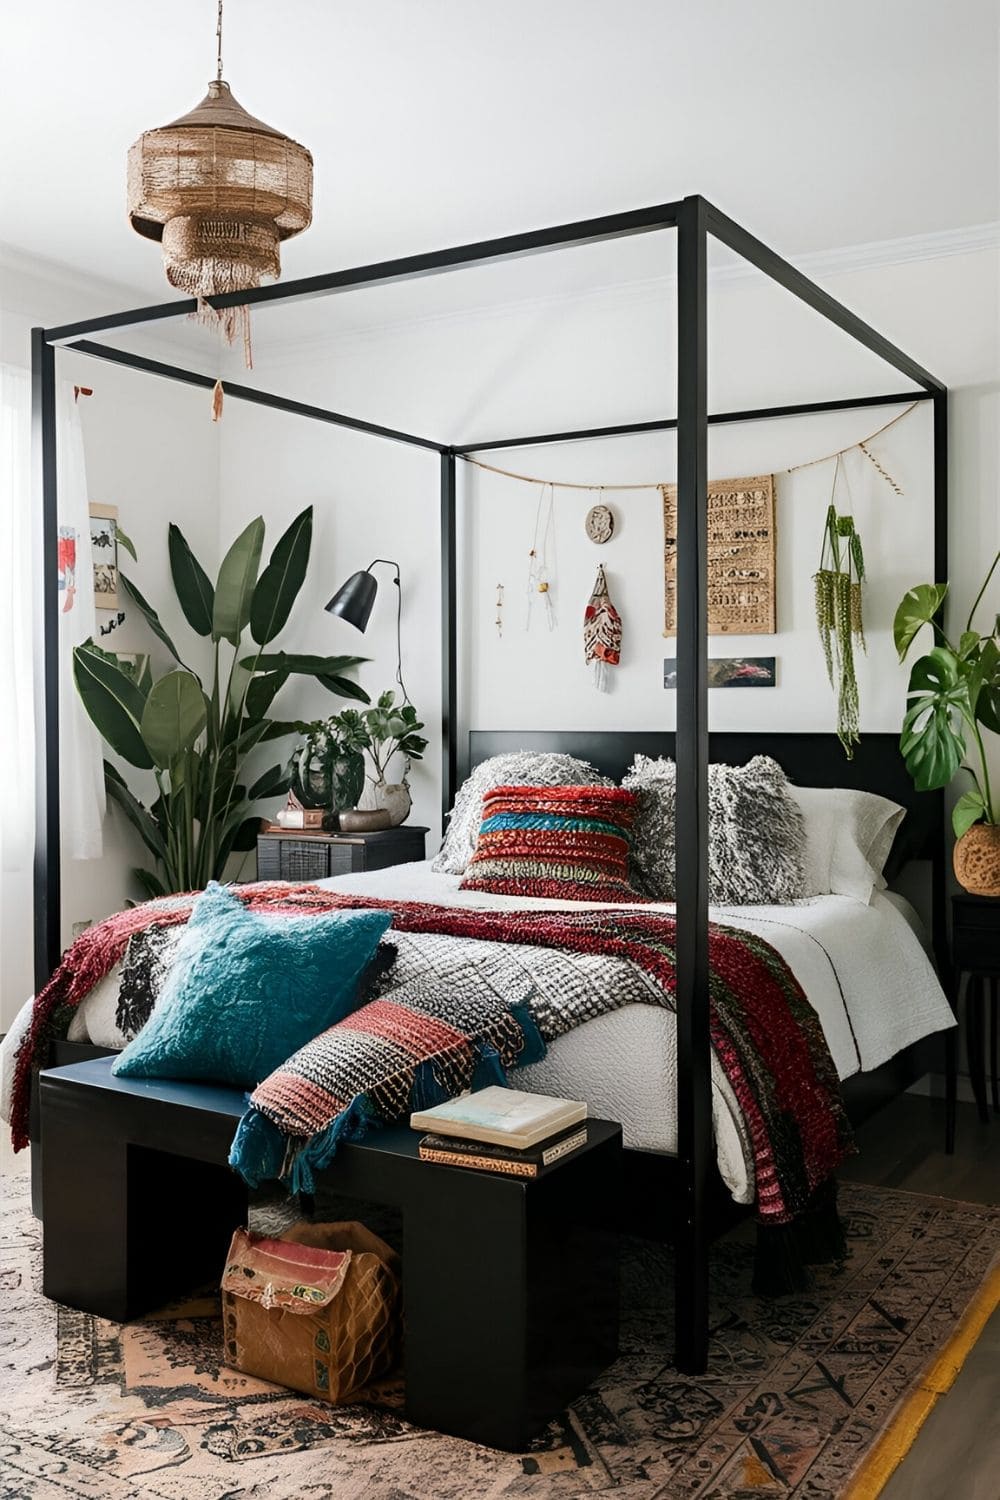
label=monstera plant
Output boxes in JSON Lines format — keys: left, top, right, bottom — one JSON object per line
{"left": 73, "top": 506, "right": 369, "bottom": 897}
{"left": 894, "top": 550, "right": 1000, "bottom": 893}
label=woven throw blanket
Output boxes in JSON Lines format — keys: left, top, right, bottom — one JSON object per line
{"left": 10, "top": 882, "right": 852, "bottom": 1226}
{"left": 231, "top": 968, "right": 547, "bottom": 1194}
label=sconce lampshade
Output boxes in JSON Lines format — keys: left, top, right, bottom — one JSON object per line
{"left": 325, "top": 569, "right": 378, "bottom": 632}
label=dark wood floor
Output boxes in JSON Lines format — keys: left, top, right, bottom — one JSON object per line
{"left": 839, "top": 1094, "right": 1000, "bottom": 1500}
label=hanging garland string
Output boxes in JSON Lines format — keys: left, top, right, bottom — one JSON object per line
{"left": 461, "top": 400, "right": 918, "bottom": 493}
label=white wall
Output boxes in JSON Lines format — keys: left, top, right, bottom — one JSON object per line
{"left": 226, "top": 242, "right": 1000, "bottom": 836}
{"left": 0, "top": 257, "right": 219, "bottom": 1025}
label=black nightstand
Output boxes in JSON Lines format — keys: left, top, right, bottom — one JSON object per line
{"left": 256, "top": 825, "right": 429, "bottom": 883}
{"left": 951, "top": 892, "right": 1000, "bottom": 1125}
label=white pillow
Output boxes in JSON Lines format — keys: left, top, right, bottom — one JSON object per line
{"left": 789, "top": 785, "right": 905, "bottom": 904}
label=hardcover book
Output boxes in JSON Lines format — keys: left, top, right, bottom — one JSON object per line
{"left": 409, "top": 1086, "right": 587, "bottom": 1150}
{"left": 419, "top": 1124, "right": 589, "bottom": 1171}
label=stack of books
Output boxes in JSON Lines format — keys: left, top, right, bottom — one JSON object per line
{"left": 410, "top": 1086, "right": 588, "bottom": 1178}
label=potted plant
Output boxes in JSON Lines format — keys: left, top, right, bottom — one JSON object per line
{"left": 894, "top": 550, "right": 1000, "bottom": 894}
{"left": 357, "top": 691, "right": 428, "bottom": 827}
{"left": 73, "top": 506, "right": 370, "bottom": 896}
{"left": 288, "top": 710, "right": 370, "bottom": 818}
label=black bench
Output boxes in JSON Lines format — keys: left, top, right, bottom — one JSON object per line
{"left": 40, "top": 1058, "right": 621, "bottom": 1451}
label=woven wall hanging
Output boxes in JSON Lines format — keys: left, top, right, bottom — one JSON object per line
{"left": 127, "top": 0, "right": 312, "bottom": 358}
{"left": 583, "top": 564, "right": 622, "bottom": 691}
{"left": 662, "top": 474, "right": 776, "bottom": 636}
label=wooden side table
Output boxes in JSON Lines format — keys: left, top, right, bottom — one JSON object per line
{"left": 951, "top": 892, "right": 1000, "bottom": 1126}
{"left": 257, "top": 826, "right": 429, "bottom": 883}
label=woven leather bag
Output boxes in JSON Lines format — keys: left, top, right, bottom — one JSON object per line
{"left": 222, "top": 1220, "right": 400, "bottom": 1404}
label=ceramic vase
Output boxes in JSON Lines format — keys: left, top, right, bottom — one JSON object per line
{"left": 953, "top": 822, "right": 1000, "bottom": 896}
{"left": 359, "top": 778, "right": 412, "bottom": 827}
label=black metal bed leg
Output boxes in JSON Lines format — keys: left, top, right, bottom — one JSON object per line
{"left": 674, "top": 1220, "right": 709, "bottom": 1374}
{"left": 944, "top": 1025, "right": 957, "bottom": 1155}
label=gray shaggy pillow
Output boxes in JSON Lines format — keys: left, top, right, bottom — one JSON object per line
{"left": 622, "top": 754, "right": 676, "bottom": 898}
{"left": 708, "top": 756, "right": 806, "bottom": 905}
{"left": 622, "top": 753, "right": 806, "bottom": 905}
{"left": 432, "top": 752, "right": 613, "bottom": 874}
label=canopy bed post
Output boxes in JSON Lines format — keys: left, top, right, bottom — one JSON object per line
{"left": 673, "top": 195, "right": 712, "bottom": 1375}
{"left": 931, "top": 389, "right": 950, "bottom": 970}
{"left": 31, "top": 327, "right": 61, "bottom": 993}
{"left": 440, "top": 449, "right": 458, "bottom": 827}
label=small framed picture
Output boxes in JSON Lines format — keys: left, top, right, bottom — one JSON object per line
{"left": 664, "top": 656, "right": 776, "bottom": 689}
{"left": 89, "top": 502, "right": 119, "bottom": 610}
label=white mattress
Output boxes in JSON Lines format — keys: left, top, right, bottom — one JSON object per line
{"left": 1, "top": 862, "right": 955, "bottom": 1205}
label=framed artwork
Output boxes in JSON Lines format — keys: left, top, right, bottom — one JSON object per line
{"left": 664, "top": 656, "right": 776, "bottom": 689}
{"left": 89, "top": 502, "right": 119, "bottom": 610}
{"left": 662, "top": 474, "right": 776, "bottom": 635}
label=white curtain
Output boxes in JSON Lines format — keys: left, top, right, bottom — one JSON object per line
{"left": 57, "top": 387, "right": 105, "bottom": 858}
{"left": 0, "top": 365, "right": 104, "bottom": 877}
{"left": 0, "top": 365, "right": 35, "bottom": 875}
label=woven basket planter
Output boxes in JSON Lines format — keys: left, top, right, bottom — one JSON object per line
{"left": 953, "top": 823, "right": 1000, "bottom": 897}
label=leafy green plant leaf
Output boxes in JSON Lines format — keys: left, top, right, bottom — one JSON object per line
{"left": 212, "top": 517, "right": 265, "bottom": 645}
{"left": 245, "top": 668, "right": 288, "bottom": 720}
{"left": 168, "top": 524, "right": 215, "bottom": 637}
{"left": 73, "top": 641, "right": 153, "bottom": 768}
{"left": 114, "top": 522, "right": 137, "bottom": 563}
{"left": 103, "top": 762, "right": 168, "bottom": 859}
{"left": 258, "top": 719, "right": 303, "bottom": 742}
{"left": 953, "top": 788, "right": 987, "bottom": 839}
{"left": 140, "top": 670, "right": 208, "bottom": 769}
{"left": 119, "top": 574, "right": 188, "bottom": 667}
{"left": 893, "top": 583, "right": 948, "bottom": 661}
{"left": 899, "top": 648, "right": 970, "bottom": 790}
{"left": 247, "top": 652, "right": 369, "bottom": 678}
{"left": 317, "top": 673, "right": 371, "bottom": 702}
{"left": 133, "top": 867, "right": 169, "bottom": 901}
{"left": 250, "top": 506, "right": 313, "bottom": 645}
{"left": 248, "top": 763, "right": 291, "bottom": 800}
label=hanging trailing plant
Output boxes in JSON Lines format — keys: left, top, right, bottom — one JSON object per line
{"left": 814, "top": 458, "right": 866, "bottom": 757}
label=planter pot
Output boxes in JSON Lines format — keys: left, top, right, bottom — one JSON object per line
{"left": 953, "top": 822, "right": 1000, "bottom": 896}
{"left": 359, "top": 779, "right": 412, "bottom": 828}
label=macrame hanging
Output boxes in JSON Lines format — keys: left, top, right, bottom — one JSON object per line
{"left": 127, "top": 0, "right": 313, "bottom": 366}
{"left": 526, "top": 483, "right": 557, "bottom": 630}
{"left": 814, "top": 454, "right": 867, "bottom": 757}
{"left": 583, "top": 564, "right": 622, "bottom": 691}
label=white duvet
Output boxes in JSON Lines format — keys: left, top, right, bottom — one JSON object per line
{"left": 1, "top": 862, "right": 954, "bottom": 1204}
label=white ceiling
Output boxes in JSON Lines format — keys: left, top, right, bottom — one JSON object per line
{"left": 2, "top": 0, "right": 998, "bottom": 324}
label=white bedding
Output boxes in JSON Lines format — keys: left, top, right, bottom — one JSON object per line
{"left": 1, "top": 862, "right": 954, "bottom": 1204}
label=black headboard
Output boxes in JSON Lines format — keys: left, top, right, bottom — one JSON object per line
{"left": 467, "top": 730, "right": 943, "bottom": 870}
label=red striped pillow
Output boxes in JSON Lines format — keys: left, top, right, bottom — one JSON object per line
{"left": 459, "top": 784, "right": 640, "bottom": 902}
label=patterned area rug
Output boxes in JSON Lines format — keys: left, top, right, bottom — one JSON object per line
{"left": 1, "top": 1169, "right": 998, "bottom": 1500}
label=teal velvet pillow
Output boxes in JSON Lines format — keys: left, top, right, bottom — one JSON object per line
{"left": 112, "top": 882, "right": 392, "bottom": 1087}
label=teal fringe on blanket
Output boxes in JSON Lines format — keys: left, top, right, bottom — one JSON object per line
{"left": 228, "top": 999, "right": 547, "bottom": 1195}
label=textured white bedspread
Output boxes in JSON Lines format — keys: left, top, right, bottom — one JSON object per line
{"left": 1, "top": 863, "right": 954, "bottom": 1203}
{"left": 308, "top": 863, "right": 954, "bottom": 1198}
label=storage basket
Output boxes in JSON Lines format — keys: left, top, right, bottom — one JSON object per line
{"left": 221, "top": 1220, "right": 400, "bottom": 1404}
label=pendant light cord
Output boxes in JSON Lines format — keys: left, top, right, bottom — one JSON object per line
{"left": 216, "top": 0, "right": 224, "bottom": 81}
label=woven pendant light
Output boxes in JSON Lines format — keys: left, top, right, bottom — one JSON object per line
{"left": 127, "top": 0, "right": 312, "bottom": 352}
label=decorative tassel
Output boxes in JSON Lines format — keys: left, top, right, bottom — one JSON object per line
{"left": 211, "top": 379, "right": 224, "bottom": 422}
{"left": 583, "top": 564, "right": 622, "bottom": 692}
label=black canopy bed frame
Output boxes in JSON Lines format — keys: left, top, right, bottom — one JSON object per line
{"left": 31, "top": 195, "right": 948, "bottom": 1374}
